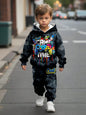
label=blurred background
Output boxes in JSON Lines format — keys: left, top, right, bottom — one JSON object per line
{"left": 0, "top": 0, "right": 86, "bottom": 47}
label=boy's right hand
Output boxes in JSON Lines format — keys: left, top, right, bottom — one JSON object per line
{"left": 21, "top": 65, "right": 26, "bottom": 70}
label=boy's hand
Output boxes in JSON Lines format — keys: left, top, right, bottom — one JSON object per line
{"left": 21, "top": 65, "right": 26, "bottom": 70}
{"left": 59, "top": 68, "right": 64, "bottom": 72}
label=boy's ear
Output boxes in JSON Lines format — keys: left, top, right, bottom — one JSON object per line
{"left": 50, "top": 16, "right": 52, "bottom": 21}
{"left": 35, "top": 16, "right": 38, "bottom": 22}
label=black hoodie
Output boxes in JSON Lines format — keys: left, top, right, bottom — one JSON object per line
{"left": 20, "top": 23, "right": 66, "bottom": 68}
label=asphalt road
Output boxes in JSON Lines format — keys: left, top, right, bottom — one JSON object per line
{"left": 0, "top": 19, "right": 86, "bottom": 115}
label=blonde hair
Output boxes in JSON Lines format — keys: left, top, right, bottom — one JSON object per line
{"left": 35, "top": 4, "right": 52, "bottom": 17}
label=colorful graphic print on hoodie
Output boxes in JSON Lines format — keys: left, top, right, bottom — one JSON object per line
{"left": 32, "top": 35, "right": 55, "bottom": 64}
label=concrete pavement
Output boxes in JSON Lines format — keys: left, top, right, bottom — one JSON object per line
{"left": 0, "top": 26, "right": 32, "bottom": 74}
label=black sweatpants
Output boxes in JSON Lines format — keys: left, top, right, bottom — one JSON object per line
{"left": 32, "top": 66, "right": 57, "bottom": 101}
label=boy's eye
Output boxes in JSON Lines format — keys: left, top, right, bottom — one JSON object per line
{"left": 39, "top": 17, "right": 49, "bottom": 20}
{"left": 45, "top": 17, "right": 49, "bottom": 19}
{"left": 39, "top": 17, "right": 43, "bottom": 19}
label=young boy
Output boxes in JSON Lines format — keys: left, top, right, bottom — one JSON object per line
{"left": 20, "top": 4, "right": 66, "bottom": 112}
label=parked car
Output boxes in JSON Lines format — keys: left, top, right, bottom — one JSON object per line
{"left": 74, "top": 10, "right": 86, "bottom": 20}
{"left": 56, "top": 11, "right": 62, "bottom": 18}
{"left": 59, "top": 12, "right": 67, "bottom": 19}
{"left": 67, "top": 11, "right": 75, "bottom": 19}
{"left": 52, "top": 12, "right": 57, "bottom": 19}
{"left": 52, "top": 11, "right": 62, "bottom": 19}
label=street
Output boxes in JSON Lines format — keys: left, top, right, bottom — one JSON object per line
{"left": 0, "top": 19, "right": 86, "bottom": 115}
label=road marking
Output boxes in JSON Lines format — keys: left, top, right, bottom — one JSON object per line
{"left": 59, "top": 28, "right": 77, "bottom": 31}
{"left": 63, "top": 40, "right": 69, "bottom": 43}
{"left": 57, "top": 23, "right": 77, "bottom": 31}
{"left": 73, "top": 40, "right": 86, "bottom": 43}
{"left": 59, "top": 28, "right": 74, "bottom": 31}
{"left": 71, "top": 28, "right": 77, "bottom": 31}
{"left": 63, "top": 40, "right": 86, "bottom": 44}
{"left": 78, "top": 31, "right": 86, "bottom": 35}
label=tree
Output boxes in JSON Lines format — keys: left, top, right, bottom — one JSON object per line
{"left": 44, "top": 0, "right": 56, "bottom": 8}
{"left": 59, "top": 0, "right": 74, "bottom": 8}
{"left": 44, "top": 0, "right": 74, "bottom": 8}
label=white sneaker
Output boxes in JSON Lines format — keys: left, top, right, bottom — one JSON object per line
{"left": 36, "top": 96, "right": 45, "bottom": 106}
{"left": 47, "top": 101, "right": 55, "bottom": 112}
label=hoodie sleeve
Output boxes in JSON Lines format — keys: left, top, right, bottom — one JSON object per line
{"left": 20, "top": 32, "right": 33, "bottom": 65}
{"left": 55, "top": 31, "right": 66, "bottom": 68}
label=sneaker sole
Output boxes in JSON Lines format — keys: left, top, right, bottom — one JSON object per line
{"left": 36, "top": 103, "right": 44, "bottom": 107}
{"left": 47, "top": 109, "right": 55, "bottom": 113}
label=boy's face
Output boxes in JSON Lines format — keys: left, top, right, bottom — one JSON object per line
{"left": 36, "top": 12, "right": 52, "bottom": 29}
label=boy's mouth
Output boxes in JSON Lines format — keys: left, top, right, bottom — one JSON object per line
{"left": 42, "top": 24, "right": 47, "bottom": 26}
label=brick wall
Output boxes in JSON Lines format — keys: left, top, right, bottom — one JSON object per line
{"left": 29, "top": 0, "right": 31, "bottom": 15}
{"left": 11, "top": 0, "right": 17, "bottom": 36}
{"left": 0, "top": 0, "right": 11, "bottom": 21}
{"left": 0, "top": 0, "right": 17, "bottom": 36}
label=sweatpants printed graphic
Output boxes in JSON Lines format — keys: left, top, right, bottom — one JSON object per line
{"left": 32, "top": 67, "right": 57, "bottom": 101}
{"left": 46, "top": 68, "right": 56, "bottom": 74}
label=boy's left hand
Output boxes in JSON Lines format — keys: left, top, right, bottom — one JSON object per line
{"left": 59, "top": 68, "right": 64, "bottom": 72}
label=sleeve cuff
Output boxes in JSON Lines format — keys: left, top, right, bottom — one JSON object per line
{"left": 59, "top": 64, "right": 64, "bottom": 68}
{"left": 21, "top": 63, "right": 27, "bottom": 66}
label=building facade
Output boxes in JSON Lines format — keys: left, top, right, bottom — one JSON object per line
{"left": 0, "top": 0, "right": 35, "bottom": 36}
{"left": 26, "top": 0, "right": 44, "bottom": 27}
{"left": 74, "top": 0, "right": 86, "bottom": 9}
{"left": 34, "top": 0, "right": 44, "bottom": 5}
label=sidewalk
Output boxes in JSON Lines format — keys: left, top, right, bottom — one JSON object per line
{"left": 0, "top": 26, "right": 32, "bottom": 73}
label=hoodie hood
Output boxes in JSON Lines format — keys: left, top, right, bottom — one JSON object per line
{"left": 32, "top": 22, "right": 58, "bottom": 33}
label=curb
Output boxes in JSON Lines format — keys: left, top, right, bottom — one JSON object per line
{"left": 0, "top": 52, "right": 19, "bottom": 73}
{"left": 0, "top": 61, "right": 8, "bottom": 72}
{"left": 0, "top": 45, "right": 23, "bottom": 73}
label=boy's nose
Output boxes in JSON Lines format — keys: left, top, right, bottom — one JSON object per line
{"left": 43, "top": 19, "right": 46, "bottom": 21}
